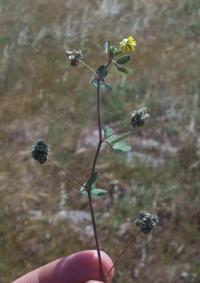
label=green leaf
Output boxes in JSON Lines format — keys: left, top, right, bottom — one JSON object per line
{"left": 80, "top": 171, "right": 107, "bottom": 197}
{"left": 116, "top": 55, "right": 130, "bottom": 65}
{"left": 115, "top": 65, "right": 130, "bottom": 75}
{"left": 96, "top": 65, "right": 108, "bottom": 78}
{"left": 80, "top": 186, "right": 107, "bottom": 197}
{"left": 102, "top": 82, "right": 112, "bottom": 91}
{"left": 91, "top": 188, "right": 107, "bottom": 197}
{"left": 112, "top": 141, "right": 131, "bottom": 152}
{"left": 109, "top": 46, "right": 123, "bottom": 56}
{"left": 104, "top": 127, "right": 130, "bottom": 144}
{"left": 104, "top": 126, "right": 113, "bottom": 138}
{"left": 109, "top": 132, "right": 130, "bottom": 144}
{"left": 104, "top": 126, "right": 131, "bottom": 152}
{"left": 91, "top": 79, "right": 112, "bottom": 91}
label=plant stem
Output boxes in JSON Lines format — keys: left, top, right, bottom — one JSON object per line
{"left": 90, "top": 82, "right": 103, "bottom": 176}
{"left": 87, "top": 79, "right": 104, "bottom": 281}
{"left": 48, "top": 158, "right": 85, "bottom": 189}
{"left": 87, "top": 190, "right": 105, "bottom": 279}
{"left": 108, "top": 229, "right": 140, "bottom": 277}
{"left": 86, "top": 57, "right": 113, "bottom": 282}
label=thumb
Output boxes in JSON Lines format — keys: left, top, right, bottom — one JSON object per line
{"left": 14, "top": 250, "right": 114, "bottom": 283}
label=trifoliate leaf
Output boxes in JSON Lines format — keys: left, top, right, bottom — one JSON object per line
{"left": 109, "top": 132, "right": 130, "bottom": 144}
{"left": 80, "top": 171, "right": 107, "bottom": 197}
{"left": 116, "top": 55, "right": 130, "bottom": 65}
{"left": 91, "top": 188, "right": 107, "bottom": 197}
{"left": 104, "top": 127, "right": 130, "bottom": 144}
{"left": 104, "top": 127, "right": 118, "bottom": 143}
{"left": 115, "top": 64, "right": 130, "bottom": 75}
{"left": 104, "top": 126, "right": 131, "bottom": 152}
{"left": 112, "top": 141, "right": 131, "bottom": 152}
{"left": 91, "top": 79, "right": 112, "bottom": 91}
{"left": 80, "top": 185, "right": 107, "bottom": 197}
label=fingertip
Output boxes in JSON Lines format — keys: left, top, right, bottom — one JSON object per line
{"left": 38, "top": 250, "right": 114, "bottom": 283}
{"left": 13, "top": 250, "right": 114, "bottom": 283}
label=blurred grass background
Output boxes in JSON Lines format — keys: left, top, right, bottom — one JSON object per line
{"left": 0, "top": 0, "right": 200, "bottom": 282}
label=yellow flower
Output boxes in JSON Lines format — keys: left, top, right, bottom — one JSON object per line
{"left": 119, "top": 36, "right": 136, "bottom": 52}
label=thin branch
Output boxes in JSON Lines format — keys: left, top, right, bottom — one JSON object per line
{"left": 108, "top": 229, "right": 140, "bottom": 277}
{"left": 48, "top": 158, "right": 85, "bottom": 189}
{"left": 78, "top": 59, "right": 97, "bottom": 77}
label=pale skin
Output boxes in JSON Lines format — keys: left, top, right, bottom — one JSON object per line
{"left": 13, "top": 250, "right": 114, "bottom": 283}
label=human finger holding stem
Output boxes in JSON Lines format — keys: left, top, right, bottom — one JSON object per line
{"left": 13, "top": 250, "right": 114, "bottom": 283}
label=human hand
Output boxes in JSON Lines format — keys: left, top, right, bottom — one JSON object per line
{"left": 13, "top": 250, "right": 114, "bottom": 283}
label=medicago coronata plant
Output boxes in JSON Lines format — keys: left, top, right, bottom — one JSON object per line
{"left": 31, "top": 36, "right": 158, "bottom": 282}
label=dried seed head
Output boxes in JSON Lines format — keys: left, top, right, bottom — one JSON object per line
{"left": 66, "top": 49, "right": 82, "bottom": 66}
{"left": 131, "top": 108, "right": 150, "bottom": 128}
{"left": 135, "top": 210, "right": 159, "bottom": 234}
{"left": 31, "top": 140, "right": 50, "bottom": 164}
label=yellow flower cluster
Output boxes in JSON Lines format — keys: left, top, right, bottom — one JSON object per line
{"left": 119, "top": 36, "right": 136, "bottom": 52}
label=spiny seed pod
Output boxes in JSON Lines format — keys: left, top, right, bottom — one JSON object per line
{"left": 31, "top": 140, "right": 50, "bottom": 164}
{"left": 66, "top": 49, "right": 82, "bottom": 66}
{"left": 135, "top": 210, "right": 159, "bottom": 234}
{"left": 131, "top": 108, "right": 150, "bottom": 128}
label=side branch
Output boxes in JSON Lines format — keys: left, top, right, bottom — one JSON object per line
{"left": 108, "top": 230, "right": 140, "bottom": 277}
{"left": 49, "top": 158, "right": 85, "bottom": 189}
